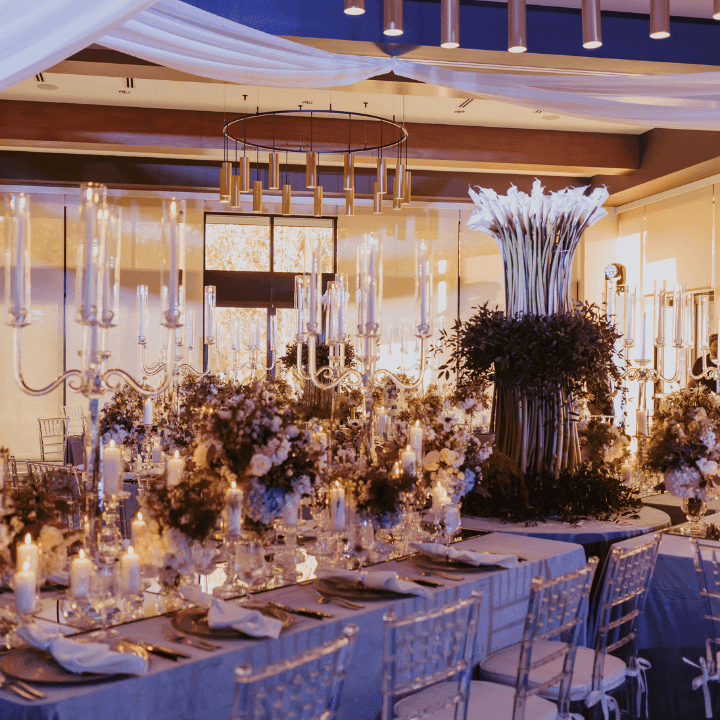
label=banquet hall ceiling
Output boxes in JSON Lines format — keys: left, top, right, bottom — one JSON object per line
{"left": 2, "top": 0, "right": 720, "bottom": 205}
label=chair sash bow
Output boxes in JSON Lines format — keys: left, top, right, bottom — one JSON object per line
{"left": 585, "top": 690, "right": 620, "bottom": 720}
{"left": 683, "top": 656, "right": 719, "bottom": 719}
{"left": 625, "top": 657, "right": 651, "bottom": 718}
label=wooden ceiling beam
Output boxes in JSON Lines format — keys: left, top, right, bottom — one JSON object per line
{"left": 0, "top": 100, "right": 639, "bottom": 177}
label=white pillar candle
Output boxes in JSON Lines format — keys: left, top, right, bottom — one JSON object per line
{"left": 377, "top": 408, "right": 388, "bottom": 440}
{"left": 400, "top": 445, "right": 417, "bottom": 475}
{"left": 14, "top": 561, "right": 35, "bottom": 615}
{"left": 636, "top": 409, "right": 649, "bottom": 437}
{"left": 225, "top": 481, "right": 243, "bottom": 537}
{"left": 432, "top": 484, "right": 450, "bottom": 512}
{"left": 17, "top": 533, "right": 39, "bottom": 577}
{"left": 120, "top": 547, "right": 141, "bottom": 596}
{"left": 640, "top": 311, "right": 647, "bottom": 362}
{"left": 143, "top": 398, "right": 154, "bottom": 425}
{"left": 103, "top": 439, "right": 122, "bottom": 496}
{"left": 409, "top": 421, "right": 423, "bottom": 455}
{"left": 70, "top": 549, "right": 93, "bottom": 599}
{"left": 152, "top": 439, "right": 162, "bottom": 464}
{"left": 131, "top": 512, "right": 147, "bottom": 545}
{"left": 621, "top": 464, "right": 633, "bottom": 484}
{"left": 329, "top": 482, "right": 346, "bottom": 532}
{"left": 166, "top": 450, "right": 185, "bottom": 487}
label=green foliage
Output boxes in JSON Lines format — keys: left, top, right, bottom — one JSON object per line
{"left": 278, "top": 341, "right": 357, "bottom": 372}
{"left": 462, "top": 451, "right": 641, "bottom": 524}
{"left": 439, "top": 303, "right": 623, "bottom": 403}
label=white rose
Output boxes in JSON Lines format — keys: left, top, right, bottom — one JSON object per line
{"left": 249, "top": 453, "right": 272, "bottom": 476}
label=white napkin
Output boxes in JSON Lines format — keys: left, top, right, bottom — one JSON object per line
{"left": 318, "top": 569, "right": 434, "bottom": 598}
{"left": 178, "top": 586, "right": 283, "bottom": 639}
{"left": 412, "top": 542, "right": 519, "bottom": 568}
{"left": 16, "top": 625, "right": 148, "bottom": 676}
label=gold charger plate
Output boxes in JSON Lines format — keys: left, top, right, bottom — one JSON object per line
{"left": 410, "top": 554, "right": 504, "bottom": 572}
{"left": 0, "top": 645, "right": 143, "bottom": 685}
{"left": 171, "top": 605, "right": 293, "bottom": 639}
{"left": 314, "top": 577, "right": 414, "bottom": 601}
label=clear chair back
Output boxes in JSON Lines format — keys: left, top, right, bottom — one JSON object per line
{"left": 690, "top": 537, "right": 720, "bottom": 671}
{"left": 231, "top": 625, "right": 358, "bottom": 720}
{"left": 62, "top": 405, "right": 86, "bottom": 436}
{"left": 592, "top": 534, "right": 661, "bottom": 691}
{"left": 515, "top": 557, "right": 598, "bottom": 720}
{"left": 25, "top": 461, "right": 83, "bottom": 529}
{"left": 38, "top": 417, "right": 69, "bottom": 463}
{"left": 381, "top": 589, "right": 483, "bottom": 720}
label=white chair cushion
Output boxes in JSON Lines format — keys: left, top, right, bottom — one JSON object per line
{"left": 394, "top": 680, "right": 557, "bottom": 720}
{"left": 478, "top": 640, "right": 627, "bottom": 702}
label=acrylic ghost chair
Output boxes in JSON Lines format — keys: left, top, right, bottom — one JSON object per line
{"left": 231, "top": 624, "right": 358, "bottom": 720}
{"left": 384, "top": 558, "right": 597, "bottom": 720}
{"left": 37, "top": 417, "right": 69, "bottom": 464}
{"left": 479, "top": 536, "right": 660, "bottom": 720}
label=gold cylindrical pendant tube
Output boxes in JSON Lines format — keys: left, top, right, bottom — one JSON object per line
{"left": 240, "top": 156, "right": 251, "bottom": 193}
{"left": 373, "top": 182, "right": 382, "bottom": 214}
{"left": 345, "top": 188, "right": 355, "bottom": 216}
{"left": 231, "top": 175, "right": 241, "bottom": 208}
{"left": 343, "top": 153, "right": 355, "bottom": 191}
{"left": 306, "top": 151, "right": 318, "bottom": 189}
{"left": 314, "top": 186, "right": 323, "bottom": 217}
{"left": 404, "top": 170, "right": 412, "bottom": 204}
{"left": 282, "top": 185, "right": 292, "bottom": 215}
{"left": 220, "top": 161, "right": 231, "bottom": 202}
{"left": 252, "top": 180, "right": 262, "bottom": 213}
{"left": 377, "top": 157, "right": 387, "bottom": 194}
{"left": 393, "top": 197, "right": 402, "bottom": 210}
{"left": 393, "top": 161, "right": 404, "bottom": 201}
{"left": 268, "top": 152, "right": 280, "bottom": 189}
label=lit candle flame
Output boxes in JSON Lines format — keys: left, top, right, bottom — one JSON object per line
{"left": 137, "top": 512, "right": 143, "bottom": 522}
{"left": 128, "top": 546, "right": 135, "bottom": 555}
{"left": 174, "top": 450, "right": 180, "bottom": 459}
{"left": 415, "top": 420, "right": 420, "bottom": 427}
{"left": 24, "top": 533, "right": 31, "bottom": 545}
{"left": 109, "top": 439, "right": 115, "bottom": 448}
{"left": 231, "top": 481, "right": 236, "bottom": 489}
{"left": 22, "top": 561, "right": 29, "bottom": 572}
{"left": 79, "top": 549, "right": 85, "bottom": 559}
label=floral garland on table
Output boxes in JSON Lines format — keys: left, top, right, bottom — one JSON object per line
{"left": 646, "top": 387, "right": 720, "bottom": 500}
{"left": 578, "top": 417, "right": 631, "bottom": 469}
{"left": 189, "top": 381, "right": 323, "bottom": 528}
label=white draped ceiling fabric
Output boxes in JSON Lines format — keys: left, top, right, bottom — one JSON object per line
{"left": 5, "top": 0, "right": 720, "bottom": 130}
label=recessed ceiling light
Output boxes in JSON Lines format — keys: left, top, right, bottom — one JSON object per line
{"left": 542, "top": 114, "right": 561, "bottom": 120}
{"left": 37, "top": 84, "right": 58, "bottom": 91}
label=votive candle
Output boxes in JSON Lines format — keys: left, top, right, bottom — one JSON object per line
{"left": 400, "top": 445, "right": 417, "bottom": 475}
{"left": 70, "top": 549, "right": 93, "bottom": 599}
{"left": 225, "top": 481, "right": 243, "bottom": 537}
{"left": 131, "top": 512, "right": 147, "bottom": 545}
{"left": 14, "top": 560, "right": 35, "bottom": 615}
{"left": 166, "top": 450, "right": 185, "bottom": 487}
{"left": 17, "top": 533, "right": 39, "bottom": 577}
{"left": 329, "top": 482, "right": 346, "bottom": 532}
{"left": 120, "top": 546, "right": 141, "bottom": 595}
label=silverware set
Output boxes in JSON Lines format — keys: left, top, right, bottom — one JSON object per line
{"left": 314, "top": 590, "right": 365, "bottom": 610}
{"left": 162, "top": 630, "right": 221, "bottom": 651}
{"left": 0, "top": 670, "right": 44, "bottom": 700}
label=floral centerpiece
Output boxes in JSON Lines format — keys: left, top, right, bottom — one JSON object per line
{"left": 189, "top": 381, "right": 323, "bottom": 528}
{"left": 0, "top": 465, "right": 82, "bottom": 581}
{"left": 578, "top": 417, "right": 631, "bottom": 470}
{"left": 135, "top": 471, "right": 226, "bottom": 586}
{"left": 353, "top": 459, "right": 418, "bottom": 530}
{"left": 646, "top": 387, "right": 720, "bottom": 501}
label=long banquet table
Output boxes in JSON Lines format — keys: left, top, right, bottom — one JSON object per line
{"left": 0, "top": 532, "right": 586, "bottom": 720}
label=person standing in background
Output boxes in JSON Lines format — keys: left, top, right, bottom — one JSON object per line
{"left": 688, "top": 333, "right": 718, "bottom": 392}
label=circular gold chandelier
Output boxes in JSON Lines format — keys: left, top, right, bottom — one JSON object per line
{"left": 219, "top": 108, "right": 410, "bottom": 217}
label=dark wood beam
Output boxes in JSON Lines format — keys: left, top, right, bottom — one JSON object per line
{"left": 0, "top": 100, "right": 638, "bottom": 176}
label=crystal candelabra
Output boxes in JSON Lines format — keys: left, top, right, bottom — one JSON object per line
{"left": 230, "top": 311, "right": 276, "bottom": 382}
{"left": 4, "top": 187, "right": 185, "bottom": 560}
{"left": 294, "top": 233, "right": 433, "bottom": 463}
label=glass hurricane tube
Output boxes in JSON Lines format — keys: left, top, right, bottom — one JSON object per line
{"left": 4, "top": 187, "right": 179, "bottom": 560}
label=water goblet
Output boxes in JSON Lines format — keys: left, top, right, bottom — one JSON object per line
{"left": 238, "top": 540, "right": 266, "bottom": 603}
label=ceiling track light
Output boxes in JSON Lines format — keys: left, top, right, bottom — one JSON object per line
{"left": 650, "top": 0, "right": 670, "bottom": 38}
{"left": 507, "top": 0, "right": 527, "bottom": 53}
{"left": 384, "top": 0, "right": 403, "bottom": 36}
{"left": 581, "top": 0, "right": 602, "bottom": 49}
{"left": 441, "top": 0, "right": 460, "bottom": 48}
{"left": 344, "top": 0, "right": 365, "bottom": 15}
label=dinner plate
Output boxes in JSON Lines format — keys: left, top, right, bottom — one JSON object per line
{"left": 410, "top": 553, "right": 504, "bottom": 573}
{"left": 171, "top": 605, "right": 293, "bottom": 639}
{"left": 313, "top": 577, "right": 414, "bottom": 601}
{"left": 0, "top": 645, "right": 144, "bottom": 685}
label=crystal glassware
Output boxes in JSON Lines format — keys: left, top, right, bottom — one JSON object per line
{"left": 237, "top": 539, "right": 266, "bottom": 603}
{"left": 682, "top": 497, "right": 708, "bottom": 536}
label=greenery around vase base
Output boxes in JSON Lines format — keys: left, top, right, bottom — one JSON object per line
{"left": 462, "top": 452, "right": 641, "bottom": 525}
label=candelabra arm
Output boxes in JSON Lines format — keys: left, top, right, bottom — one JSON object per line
{"left": 306, "top": 334, "right": 362, "bottom": 390}
{"left": 374, "top": 337, "right": 428, "bottom": 390}
{"left": 13, "top": 326, "right": 83, "bottom": 396}
{"left": 295, "top": 340, "right": 311, "bottom": 381}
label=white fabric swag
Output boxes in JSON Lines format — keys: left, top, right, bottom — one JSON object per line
{"left": 0, "top": 0, "right": 159, "bottom": 93}
{"left": 7, "top": 0, "right": 720, "bottom": 130}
